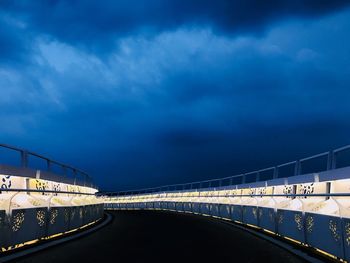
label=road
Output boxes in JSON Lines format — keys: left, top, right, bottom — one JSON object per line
{"left": 14, "top": 210, "right": 307, "bottom": 263}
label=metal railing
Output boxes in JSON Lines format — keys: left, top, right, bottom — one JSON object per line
{"left": 106, "top": 193, "right": 350, "bottom": 199}
{"left": 0, "top": 187, "right": 103, "bottom": 254}
{"left": 0, "top": 143, "right": 95, "bottom": 188}
{"left": 104, "top": 144, "right": 350, "bottom": 196}
{"left": 0, "top": 188, "right": 96, "bottom": 196}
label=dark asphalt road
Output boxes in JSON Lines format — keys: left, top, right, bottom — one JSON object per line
{"left": 15, "top": 210, "right": 307, "bottom": 263}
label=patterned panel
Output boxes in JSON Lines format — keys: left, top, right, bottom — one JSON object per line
{"left": 277, "top": 211, "right": 283, "bottom": 224}
{"left": 0, "top": 212, "right": 3, "bottom": 225}
{"left": 252, "top": 207, "right": 258, "bottom": 219}
{"left": 50, "top": 208, "right": 59, "bottom": 225}
{"left": 0, "top": 175, "right": 25, "bottom": 189}
{"left": 294, "top": 214, "right": 303, "bottom": 231}
{"left": 329, "top": 219, "right": 341, "bottom": 242}
{"left": 28, "top": 179, "right": 51, "bottom": 195}
{"left": 64, "top": 208, "right": 70, "bottom": 223}
{"left": 269, "top": 209, "right": 275, "bottom": 222}
{"left": 306, "top": 215, "right": 314, "bottom": 233}
{"left": 346, "top": 222, "right": 350, "bottom": 247}
{"left": 298, "top": 183, "right": 314, "bottom": 198}
{"left": 36, "top": 209, "right": 46, "bottom": 227}
{"left": 283, "top": 186, "right": 293, "bottom": 197}
{"left": 258, "top": 207, "right": 275, "bottom": 232}
{"left": 1, "top": 175, "right": 12, "bottom": 189}
{"left": 79, "top": 207, "right": 83, "bottom": 219}
{"left": 71, "top": 207, "right": 76, "bottom": 220}
{"left": 12, "top": 210, "right": 25, "bottom": 232}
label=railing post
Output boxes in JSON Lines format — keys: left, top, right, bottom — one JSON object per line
{"left": 294, "top": 160, "right": 301, "bottom": 176}
{"left": 242, "top": 174, "right": 246, "bottom": 184}
{"left": 332, "top": 151, "right": 337, "bottom": 169}
{"left": 21, "top": 150, "right": 28, "bottom": 168}
{"left": 327, "top": 150, "right": 333, "bottom": 170}
{"left": 47, "top": 159, "right": 51, "bottom": 172}
{"left": 273, "top": 166, "right": 278, "bottom": 179}
{"left": 73, "top": 169, "right": 77, "bottom": 185}
{"left": 88, "top": 175, "right": 92, "bottom": 188}
{"left": 84, "top": 173, "right": 87, "bottom": 187}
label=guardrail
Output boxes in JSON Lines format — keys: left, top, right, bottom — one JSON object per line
{"left": 0, "top": 143, "right": 95, "bottom": 188}
{"left": 105, "top": 193, "right": 350, "bottom": 198}
{"left": 104, "top": 144, "right": 350, "bottom": 196}
{"left": 0, "top": 188, "right": 97, "bottom": 195}
{"left": 0, "top": 187, "right": 103, "bottom": 253}
{"left": 104, "top": 187, "right": 350, "bottom": 262}
{"left": 0, "top": 143, "right": 103, "bottom": 254}
{"left": 103, "top": 145, "right": 350, "bottom": 262}
{"left": 105, "top": 190, "right": 350, "bottom": 261}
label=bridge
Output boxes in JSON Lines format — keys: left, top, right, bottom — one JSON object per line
{"left": 0, "top": 144, "right": 350, "bottom": 262}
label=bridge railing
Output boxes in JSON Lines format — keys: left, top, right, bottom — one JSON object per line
{"left": 103, "top": 145, "right": 350, "bottom": 262}
{"left": 0, "top": 184, "right": 104, "bottom": 254}
{"left": 0, "top": 144, "right": 104, "bottom": 255}
{"left": 0, "top": 143, "right": 95, "bottom": 188}
{"left": 104, "top": 175, "right": 350, "bottom": 261}
{"left": 105, "top": 144, "right": 350, "bottom": 196}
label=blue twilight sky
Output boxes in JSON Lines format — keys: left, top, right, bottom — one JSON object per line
{"left": 0, "top": 1, "right": 350, "bottom": 191}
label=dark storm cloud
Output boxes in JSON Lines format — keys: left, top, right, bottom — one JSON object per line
{"left": 0, "top": 14, "right": 29, "bottom": 64}
{"left": 160, "top": 129, "right": 224, "bottom": 147}
{"left": 0, "top": 1, "right": 350, "bottom": 191}
{"left": 1, "top": 0, "right": 349, "bottom": 53}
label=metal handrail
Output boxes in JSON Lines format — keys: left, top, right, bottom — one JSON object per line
{"left": 105, "top": 144, "right": 350, "bottom": 196}
{"left": 0, "top": 188, "right": 96, "bottom": 195}
{"left": 277, "top": 160, "right": 296, "bottom": 168}
{"left": 0, "top": 143, "right": 94, "bottom": 188}
{"left": 106, "top": 193, "right": 350, "bottom": 198}
{"left": 258, "top": 166, "right": 275, "bottom": 173}
{"left": 299, "top": 151, "right": 329, "bottom": 162}
{"left": 334, "top": 145, "right": 350, "bottom": 153}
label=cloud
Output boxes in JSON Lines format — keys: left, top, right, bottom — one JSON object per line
{"left": 1, "top": 0, "right": 350, "bottom": 54}
{"left": 0, "top": 3, "right": 350, "bottom": 190}
{"left": 0, "top": 13, "right": 30, "bottom": 65}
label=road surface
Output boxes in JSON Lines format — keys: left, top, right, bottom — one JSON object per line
{"left": 14, "top": 210, "right": 307, "bottom": 263}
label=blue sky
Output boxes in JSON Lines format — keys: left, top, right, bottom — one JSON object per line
{"left": 1, "top": 1, "right": 350, "bottom": 191}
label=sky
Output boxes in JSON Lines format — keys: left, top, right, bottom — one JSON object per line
{"left": 1, "top": 1, "right": 350, "bottom": 191}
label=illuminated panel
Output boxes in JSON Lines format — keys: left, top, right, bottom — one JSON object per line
{"left": 0, "top": 174, "right": 26, "bottom": 190}
{"left": 0, "top": 171, "right": 102, "bottom": 253}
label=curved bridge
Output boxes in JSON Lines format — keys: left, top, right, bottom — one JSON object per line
{"left": 1, "top": 144, "right": 350, "bottom": 262}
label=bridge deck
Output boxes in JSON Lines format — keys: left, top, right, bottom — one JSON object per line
{"left": 14, "top": 211, "right": 307, "bottom": 263}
